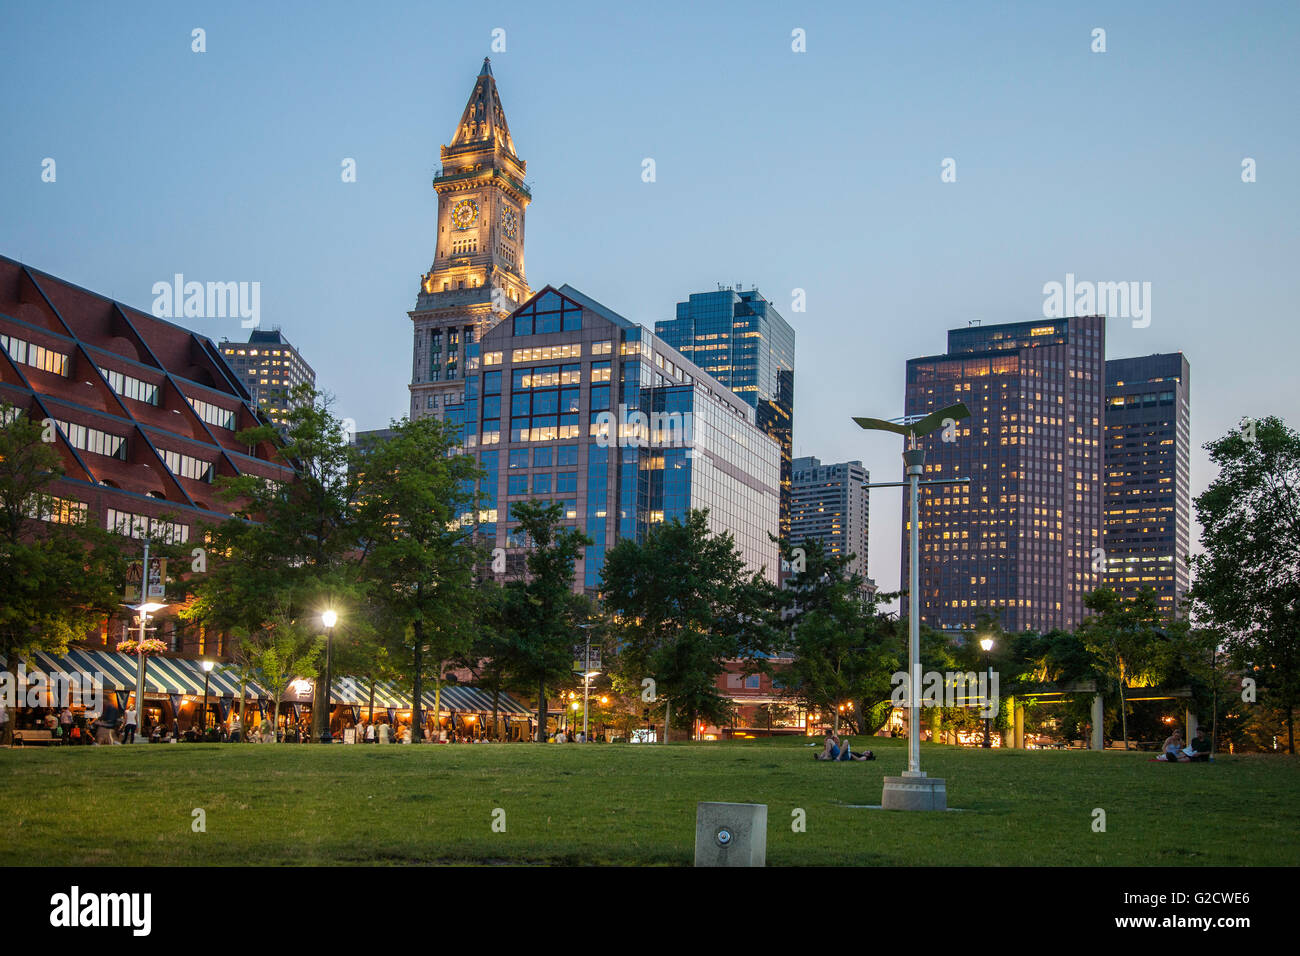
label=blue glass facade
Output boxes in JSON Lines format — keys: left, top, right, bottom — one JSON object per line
{"left": 463, "top": 284, "right": 780, "bottom": 592}
{"left": 656, "top": 288, "right": 795, "bottom": 540}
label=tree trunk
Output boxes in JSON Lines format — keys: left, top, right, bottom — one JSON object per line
{"left": 367, "top": 676, "right": 375, "bottom": 730}
{"left": 536, "top": 679, "right": 546, "bottom": 742}
{"left": 1118, "top": 681, "right": 1129, "bottom": 751}
{"left": 491, "top": 676, "right": 500, "bottom": 741}
{"left": 664, "top": 698, "right": 671, "bottom": 745}
{"left": 1210, "top": 687, "right": 1218, "bottom": 756}
{"left": 238, "top": 678, "right": 247, "bottom": 743}
{"left": 1, "top": 652, "right": 19, "bottom": 746}
{"left": 412, "top": 620, "right": 424, "bottom": 742}
{"left": 433, "top": 676, "right": 442, "bottom": 741}
{"left": 1288, "top": 704, "right": 1295, "bottom": 755}
{"left": 272, "top": 699, "right": 281, "bottom": 744}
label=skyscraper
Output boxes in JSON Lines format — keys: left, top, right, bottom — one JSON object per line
{"left": 219, "top": 328, "right": 315, "bottom": 426}
{"left": 468, "top": 285, "right": 781, "bottom": 590}
{"left": 655, "top": 287, "right": 794, "bottom": 539}
{"left": 410, "top": 58, "right": 532, "bottom": 422}
{"left": 903, "top": 316, "right": 1105, "bottom": 635}
{"left": 1103, "top": 353, "right": 1191, "bottom": 615}
{"left": 789, "top": 456, "right": 870, "bottom": 582}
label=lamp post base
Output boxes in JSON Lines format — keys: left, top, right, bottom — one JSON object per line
{"left": 882, "top": 775, "right": 947, "bottom": 811}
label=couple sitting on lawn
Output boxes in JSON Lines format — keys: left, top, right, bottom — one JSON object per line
{"left": 1158, "top": 729, "right": 1212, "bottom": 762}
{"left": 815, "top": 731, "right": 875, "bottom": 761}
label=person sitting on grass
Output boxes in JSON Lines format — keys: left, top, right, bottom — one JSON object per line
{"left": 1189, "top": 731, "right": 1212, "bottom": 762}
{"left": 1160, "top": 730, "right": 1190, "bottom": 761}
{"left": 814, "top": 731, "right": 876, "bottom": 761}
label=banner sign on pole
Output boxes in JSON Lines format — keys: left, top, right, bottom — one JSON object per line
{"left": 125, "top": 558, "right": 167, "bottom": 602}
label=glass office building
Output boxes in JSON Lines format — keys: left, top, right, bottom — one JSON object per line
{"left": 655, "top": 288, "right": 795, "bottom": 543}
{"left": 790, "top": 456, "right": 871, "bottom": 583}
{"left": 1103, "top": 353, "right": 1191, "bottom": 615}
{"left": 903, "top": 316, "right": 1105, "bottom": 635}
{"left": 456, "top": 285, "right": 781, "bottom": 591}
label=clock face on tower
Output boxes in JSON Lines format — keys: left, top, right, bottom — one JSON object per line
{"left": 502, "top": 208, "right": 518, "bottom": 240}
{"left": 451, "top": 198, "right": 479, "bottom": 230}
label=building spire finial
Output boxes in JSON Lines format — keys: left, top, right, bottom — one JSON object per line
{"left": 449, "top": 58, "right": 514, "bottom": 154}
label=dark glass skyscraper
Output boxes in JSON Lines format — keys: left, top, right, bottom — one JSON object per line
{"left": 655, "top": 287, "right": 795, "bottom": 540}
{"left": 903, "top": 316, "right": 1105, "bottom": 635}
{"left": 1103, "top": 353, "right": 1191, "bottom": 615}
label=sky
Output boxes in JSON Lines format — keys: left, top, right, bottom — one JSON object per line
{"left": 2, "top": 0, "right": 1297, "bottom": 597}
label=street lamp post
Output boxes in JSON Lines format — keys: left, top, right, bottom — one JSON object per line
{"left": 855, "top": 403, "right": 970, "bottom": 811}
{"left": 127, "top": 536, "right": 168, "bottom": 741}
{"left": 201, "top": 659, "right": 214, "bottom": 739}
{"left": 577, "top": 622, "right": 598, "bottom": 743}
{"left": 320, "top": 609, "right": 337, "bottom": 744}
{"left": 979, "top": 637, "right": 994, "bottom": 748}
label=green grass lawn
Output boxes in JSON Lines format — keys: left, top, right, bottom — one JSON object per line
{"left": 2, "top": 737, "right": 1296, "bottom": 866}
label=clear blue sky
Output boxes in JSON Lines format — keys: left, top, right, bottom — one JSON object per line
{"left": 2, "top": 0, "right": 1297, "bottom": 595}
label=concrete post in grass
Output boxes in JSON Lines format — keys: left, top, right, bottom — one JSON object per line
{"left": 695, "top": 802, "right": 766, "bottom": 867}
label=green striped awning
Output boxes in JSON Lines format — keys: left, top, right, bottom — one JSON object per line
{"left": 3, "top": 650, "right": 527, "bottom": 714}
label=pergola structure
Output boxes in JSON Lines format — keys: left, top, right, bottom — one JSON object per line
{"left": 1007, "top": 681, "right": 1196, "bottom": 750}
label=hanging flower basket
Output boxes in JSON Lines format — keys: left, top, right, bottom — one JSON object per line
{"left": 117, "top": 637, "right": 168, "bottom": 656}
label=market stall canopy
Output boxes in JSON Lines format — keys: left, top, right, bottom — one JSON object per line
{"left": 2, "top": 649, "right": 529, "bottom": 714}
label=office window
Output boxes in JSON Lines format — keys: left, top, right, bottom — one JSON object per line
{"left": 103, "top": 368, "right": 160, "bottom": 405}
{"left": 1, "top": 333, "right": 70, "bottom": 376}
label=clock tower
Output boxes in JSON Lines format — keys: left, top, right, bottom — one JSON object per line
{"left": 410, "top": 57, "right": 531, "bottom": 420}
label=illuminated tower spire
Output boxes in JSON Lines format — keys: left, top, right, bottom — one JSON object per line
{"left": 408, "top": 59, "right": 532, "bottom": 421}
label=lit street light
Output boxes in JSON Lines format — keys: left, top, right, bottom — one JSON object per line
{"left": 201, "top": 659, "right": 215, "bottom": 739}
{"left": 979, "top": 637, "right": 994, "bottom": 748}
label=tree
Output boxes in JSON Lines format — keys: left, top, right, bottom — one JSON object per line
{"left": 1011, "top": 628, "right": 1098, "bottom": 744}
{"left": 467, "top": 580, "right": 542, "bottom": 740}
{"left": 247, "top": 605, "right": 324, "bottom": 742}
{"left": 354, "top": 417, "right": 483, "bottom": 741}
{"left": 601, "top": 509, "right": 770, "bottom": 742}
{"left": 496, "top": 501, "right": 591, "bottom": 741}
{"left": 0, "top": 406, "right": 125, "bottom": 743}
{"left": 772, "top": 538, "right": 905, "bottom": 736}
{"left": 1189, "top": 416, "right": 1300, "bottom": 753}
{"left": 1079, "top": 588, "right": 1171, "bottom": 750}
{"left": 182, "top": 387, "right": 369, "bottom": 740}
